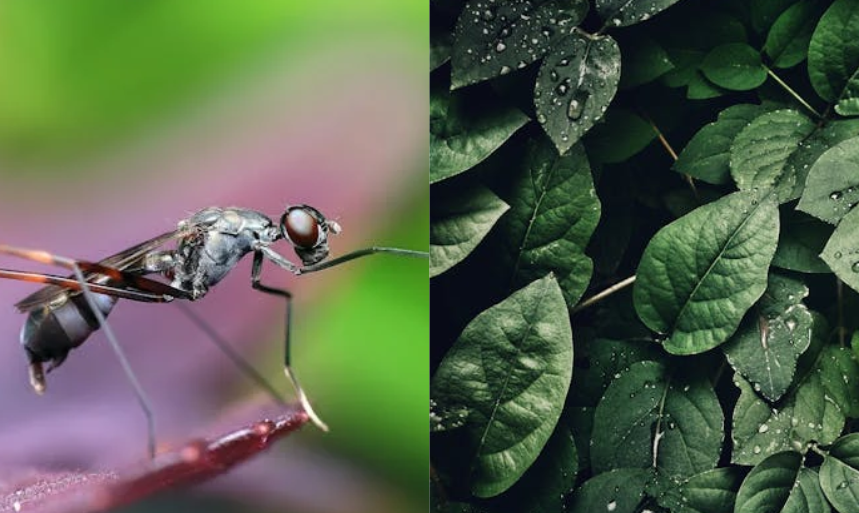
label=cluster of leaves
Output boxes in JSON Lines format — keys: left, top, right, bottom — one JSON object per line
{"left": 430, "top": 0, "right": 859, "bottom": 511}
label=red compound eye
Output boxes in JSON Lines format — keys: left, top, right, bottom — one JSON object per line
{"left": 283, "top": 208, "right": 320, "bottom": 249}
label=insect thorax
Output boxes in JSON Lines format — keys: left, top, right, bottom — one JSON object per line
{"left": 171, "top": 207, "right": 278, "bottom": 298}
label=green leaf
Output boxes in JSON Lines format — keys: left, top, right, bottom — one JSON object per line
{"left": 730, "top": 109, "right": 816, "bottom": 202}
{"left": 723, "top": 274, "right": 813, "bottom": 402}
{"left": 569, "top": 338, "right": 662, "bottom": 407}
{"left": 634, "top": 191, "right": 780, "bottom": 355}
{"left": 534, "top": 33, "right": 621, "bottom": 154}
{"left": 491, "top": 139, "right": 601, "bottom": 307}
{"left": 785, "top": 118, "right": 859, "bottom": 203}
{"left": 735, "top": 452, "right": 829, "bottom": 513}
{"left": 490, "top": 416, "right": 578, "bottom": 513}
{"left": 591, "top": 361, "right": 724, "bottom": 478}
{"left": 822, "top": 207, "right": 859, "bottom": 293}
{"left": 808, "top": 0, "right": 859, "bottom": 116}
{"left": 430, "top": 183, "right": 510, "bottom": 277}
{"left": 764, "top": 0, "right": 824, "bottom": 69}
{"left": 750, "top": 0, "right": 795, "bottom": 34}
{"left": 772, "top": 210, "right": 833, "bottom": 274}
{"left": 430, "top": 84, "right": 529, "bottom": 184}
{"left": 449, "top": 0, "right": 589, "bottom": 89}
{"left": 584, "top": 109, "right": 655, "bottom": 164}
{"left": 797, "top": 137, "right": 859, "bottom": 225}
{"left": 618, "top": 36, "right": 674, "bottom": 89}
{"left": 595, "top": 0, "right": 682, "bottom": 28}
{"left": 700, "top": 43, "right": 767, "bottom": 90}
{"left": 653, "top": 468, "right": 744, "bottom": 513}
{"left": 820, "top": 434, "right": 859, "bottom": 513}
{"left": 674, "top": 104, "right": 775, "bottom": 185}
{"left": 430, "top": 275, "right": 574, "bottom": 497}
{"left": 732, "top": 320, "right": 859, "bottom": 465}
{"left": 567, "top": 468, "right": 651, "bottom": 513}
{"left": 686, "top": 70, "right": 728, "bottom": 99}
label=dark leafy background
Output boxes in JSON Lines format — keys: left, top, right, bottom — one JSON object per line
{"left": 431, "top": 0, "right": 859, "bottom": 512}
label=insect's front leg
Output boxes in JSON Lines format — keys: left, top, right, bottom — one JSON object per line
{"left": 254, "top": 244, "right": 301, "bottom": 274}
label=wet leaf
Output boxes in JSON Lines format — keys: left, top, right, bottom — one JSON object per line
{"left": 430, "top": 183, "right": 509, "bottom": 277}
{"left": 430, "top": 84, "right": 529, "bottom": 183}
{"left": 808, "top": 0, "right": 859, "bottom": 116}
{"left": 534, "top": 33, "right": 620, "bottom": 154}
{"left": 764, "top": 0, "right": 824, "bottom": 69}
{"left": 567, "top": 468, "right": 651, "bottom": 513}
{"left": 700, "top": 43, "right": 766, "bottom": 91}
{"left": 722, "top": 274, "right": 813, "bottom": 402}
{"left": 785, "top": 118, "right": 859, "bottom": 203}
{"left": 450, "top": 0, "right": 589, "bottom": 89}
{"left": 772, "top": 210, "right": 833, "bottom": 274}
{"left": 732, "top": 319, "right": 859, "bottom": 465}
{"left": 654, "top": 467, "right": 744, "bottom": 513}
{"left": 674, "top": 104, "right": 775, "bottom": 185}
{"left": 822, "top": 207, "right": 859, "bottom": 294}
{"left": 798, "top": 136, "right": 859, "bottom": 224}
{"left": 735, "top": 452, "right": 828, "bottom": 513}
{"left": 820, "top": 433, "right": 859, "bottom": 513}
{"left": 430, "top": 275, "right": 573, "bottom": 497}
{"left": 591, "top": 361, "right": 724, "bottom": 479}
{"left": 730, "top": 109, "right": 815, "bottom": 202}
{"left": 634, "top": 191, "right": 780, "bottom": 355}
{"left": 595, "top": 0, "right": 682, "bottom": 28}
{"left": 491, "top": 139, "right": 600, "bottom": 307}
{"left": 569, "top": 338, "right": 662, "bottom": 407}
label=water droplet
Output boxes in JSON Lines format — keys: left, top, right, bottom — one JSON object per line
{"left": 537, "top": 114, "right": 547, "bottom": 124}
{"left": 835, "top": 251, "right": 843, "bottom": 259}
{"left": 500, "top": 65, "right": 511, "bottom": 75}
{"left": 556, "top": 81, "right": 569, "bottom": 95}
{"left": 838, "top": 480, "right": 851, "bottom": 490}
{"left": 482, "top": 8, "right": 496, "bottom": 21}
{"left": 832, "top": 191, "right": 843, "bottom": 200}
{"left": 495, "top": 41, "right": 507, "bottom": 52}
{"left": 607, "top": 500, "right": 617, "bottom": 512}
{"left": 852, "top": 261, "right": 859, "bottom": 273}
{"left": 568, "top": 91, "right": 588, "bottom": 120}
{"left": 758, "top": 424, "right": 769, "bottom": 433}
{"left": 753, "top": 445, "right": 761, "bottom": 454}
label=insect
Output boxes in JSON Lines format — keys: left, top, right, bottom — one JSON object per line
{"left": 0, "top": 204, "right": 426, "bottom": 457}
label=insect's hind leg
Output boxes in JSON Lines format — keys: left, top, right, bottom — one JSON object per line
{"left": 251, "top": 252, "right": 328, "bottom": 431}
{"left": 172, "top": 301, "right": 288, "bottom": 406}
{"left": 66, "top": 261, "right": 159, "bottom": 459}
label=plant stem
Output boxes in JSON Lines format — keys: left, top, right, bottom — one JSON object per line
{"left": 571, "top": 275, "right": 637, "bottom": 314}
{"left": 765, "top": 66, "right": 823, "bottom": 119}
{"left": 647, "top": 115, "right": 699, "bottom": 199}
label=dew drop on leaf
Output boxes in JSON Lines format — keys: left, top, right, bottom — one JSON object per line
{"left": 607, "top": 500, "right": 617, "bottom": 511}
{"left": 852, "top": 261, "right": 859, "bottom": 272}
{"left": 832, "top": 191, "right": 843, "bottom": 200}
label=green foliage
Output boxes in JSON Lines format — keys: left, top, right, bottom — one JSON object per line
{"left": 431, "top": 0, "right": 859, "bottom": 511}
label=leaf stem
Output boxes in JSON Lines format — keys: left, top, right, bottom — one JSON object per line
{"left": 765, "top": 66, "right": 822, "bottom": 119}
{"left": 571, "top": 275, "right": 637, "bottom": 314}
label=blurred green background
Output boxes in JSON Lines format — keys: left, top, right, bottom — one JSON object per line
{"left": 0, "top": 1, "right": 427, "bottom": 512}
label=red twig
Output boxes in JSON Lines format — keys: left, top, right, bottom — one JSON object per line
{"left": 2, "top": 405, "right": 309, "bottom": 513}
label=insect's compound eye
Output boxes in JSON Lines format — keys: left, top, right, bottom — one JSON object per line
{"left": 282, "top": 207, "right": 320, "bottom": 249}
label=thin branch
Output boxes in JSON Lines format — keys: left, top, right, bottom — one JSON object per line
{"left": 571, "top": 276, "right": 637, "bottom": 314}
{"left": 765, "top": 66, "right": 823, "bottom": 120}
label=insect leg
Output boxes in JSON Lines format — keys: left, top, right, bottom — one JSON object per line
{"left": 64, "top": 262, "right": 158, "bottom": 459}
{"left": 172, "top": 301, "right": 287, "bottom": 405}
{"left": 296, "top": 247, "right": 428, "bottom": 274}
{"left": 252, "top": 251, "right": 328, "bottom": 432}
